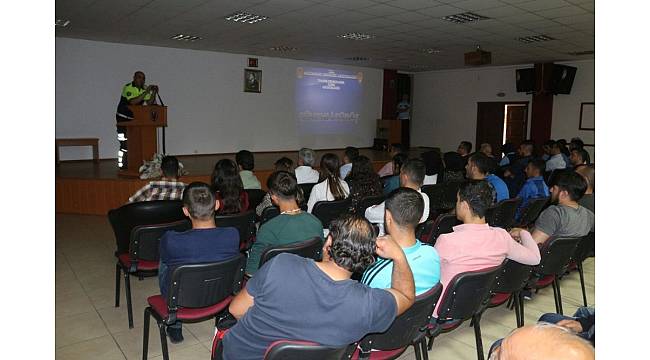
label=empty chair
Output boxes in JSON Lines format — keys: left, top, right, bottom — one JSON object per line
{"left": 215, "top": 210, "right": 256, "bottom": 251}
{"left": 441, "top": 181, "right": 464, "bottom": 210}
{"left": 420, "top": 213, "right": 460, "bottom": 246}
{"left": 245, "top": 189, "right": 267, "bottom": 210}
{"left": 421, "top": 184, "right": 445, "bottom": 215}
{"left": 516, "top": 196, "right": 549, "bottom": 227}
{"left": 425, "top": 265, "right": 503, "bottom": 360}
{"left": 312, "top": 198, "right": 352, "bottom": 228}
{"left": 485, "top": 198, "right": 522, "bottom": 229}
{"left": 298, "top": 183, "right": 317, "bottom": 204}
{"left": 356, "top": 194, "right": 385, "bottom": 216}
{"left": 115, "top": 219, "right": 191, "bottom": 328}
{"left": 353, "top": 284, "right": 443, "bottom": 360}
{"left": 573, "top": 232, "right": 595, "bottom": 306}
{"left": 143, "top": 255, "right": 246, "bottom": 360}
{"left": 258, "top": 237, "right": 323, "bottom": 269}
{"left": 483, "top": 259, "right": 533, "bottom": 328}
{"left": 260, "top": 206, "right": 280, "bottom": 225}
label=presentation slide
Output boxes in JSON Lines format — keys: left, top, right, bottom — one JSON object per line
{"left": 295, "top": 67, "right": 363, "bottom": 136}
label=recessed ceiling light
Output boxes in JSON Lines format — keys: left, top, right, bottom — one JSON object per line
{"left": 566, "top": 50, "right": 594, "bottom": 56}
{"left": 419, "top": 48, "right": 441, "bottom": 54}
{"left": 442, "top": 12, "right": 490, "bottom": 24}
{"left": 225, "top": 12, "right": 269, "bottom": 24}
{"left": 55, "top": 19, "right": 70, "bottom": 27}
{"left": 517, "top": 34, "right": 556, "bottom": 43}
{"left": 171, "top": 34, "right": 203, "bottom": 41}
{"left": 269, "top": 46, "right": 297, "bottom": 52}
{"left": 338, "top": 33, "right": 374, "bottom": 41}
{"left": 345, "top": 56, "right": 370, "bottom": 61}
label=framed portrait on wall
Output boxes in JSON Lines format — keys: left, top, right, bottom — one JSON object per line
{"left": 244, "top": 69, "right": 262, "bottom": 93}
{"left": 579, "top": 102, "right": 594, "bottom": 130}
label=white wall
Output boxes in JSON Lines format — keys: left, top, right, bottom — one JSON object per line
{"left": 55, "top": 38, "right": 382, "bottom": 160}
{"left": 412, "top": 59, "right": 595, "bottom": 159}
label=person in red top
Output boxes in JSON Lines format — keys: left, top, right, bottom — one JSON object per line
{"left": 211, "top": 159, "right": 250, "bottom": 215}
{"left": 433, "top": 180, "right": 540, "bottom": 316}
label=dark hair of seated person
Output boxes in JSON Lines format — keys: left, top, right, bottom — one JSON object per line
{"left": 548, "top": 170, "right": 588, "bottom": 202}
{"left": 385, "top": 187, "right": 424, "bottom": 229}
{"left": 235, "top": 150, "right": 255, "bottom": 171}
{"left": 211, "top": 159, "right": 244, "bottom": 214}
{"left": 468, "top": 152, "right": 498, "bottom": 175}
{"left": 401, "top": 158, "right": 426, "bottom": 186}
{"left": 182, "top": 182, "right": 215, "bottom": 221}
{"left": 327, "top": 215, "right": 377, "bottom": 274}
{"left": 160, "top": 156, "right": 179, "bottom": 178}
{"left": 457, "top": 180, "right": 496, "bottom": 218}
{"left": 267, "top": 171, "right": 299, "bottom": 201}
{"left": 319, "top": 153, "right": 347, "bottom": 200}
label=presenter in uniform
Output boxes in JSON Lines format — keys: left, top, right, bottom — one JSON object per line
{"left": 397, "top": 94, "right": 411, "bottom": 148}
{"left": 115, "top": 71, "right": 159, "bottom": 169}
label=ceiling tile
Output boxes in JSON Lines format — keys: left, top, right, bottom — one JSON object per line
{"left": 500, "top": 12, "right": 545, "bottom": 24}
{"left": 475, "top": 6, "right": 527, "bottom": 18}
{"left": 416, "top": 5, "right": 464, "bottom": 18}
{"left": 452, "top": 0, "right": 509, "bottom": 11}
{"left": 535, "top": 5, "right": 587, "bottom": 19}
{"left": 359, "top": 4, "right": 407, "bottom": 16}
{"left": 387, "top": 11, "right": 432, "bottom": 23}
{"left": 326, "top": 0, "right": 377, "bottom": 9}
{"left": 388, "top": 0, "right": 445, "bottom": 11}
{"left": 514, "top": 0, "right": 571, "bottom": 12}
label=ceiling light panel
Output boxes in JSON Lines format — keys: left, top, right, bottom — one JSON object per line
{"left": 442, "top": 12, "right": 490, "bottom": 24}
{"left": 55, "top": 19, "right": 70, "bottom": 27}
{"left": 171, "top": 34, "right": 203, "bottom": 41}
{"left": 517, "top": 34, "right": 556, "bottom": 43}
{"left": 225, "top": 12, "right": 269, "bottom": 24}
{"left": 338, "top": 33, "right": 374, "bottom": 41}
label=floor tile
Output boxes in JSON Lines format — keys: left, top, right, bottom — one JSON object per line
{"left": 56, "top": 335, "right": 125, "bottom": 360}
{"left": 56, "top": 311, "right": 110, "bottom": 348}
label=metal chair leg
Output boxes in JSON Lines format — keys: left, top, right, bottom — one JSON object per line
{"left": 551, "top": 278, "right": 560, "bottom": 314}
{"left": 555, "top": 278, "right": 564, "bottom": 315}
{"left": 115, "top": 263, "right": 121, "bottom": 307}
{"left": 421, "top": 339, "right": 430, "bottom": 360}
{"left": 414, "top": 338, "right": 422, "bottom": 360}
{"left": 427, "top": 334, "right": 435, "bottom": 351}
{"left": 159, "top": 321, "right": 170, "bottom": 360}
{"left": 142, "top": 307, "right": 151, "bottom": 360}
{"left": 124, "top": 271, "right": 134, "bottom": 328}
{"left": 577, "top": 261, "right": 588, "bottom": 306}
{"left": 473, "top": 314, "right": 484, "bottom": 360}
{"left": 513, "top": 291, "right": 521, "bottom": 328}
{"left": 518, "top": 292, "right": 525, "bottom": 327}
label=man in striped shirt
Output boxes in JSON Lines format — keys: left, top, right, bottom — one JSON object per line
{"left": 128, "top": 156, "right": 185, "bottom": 203}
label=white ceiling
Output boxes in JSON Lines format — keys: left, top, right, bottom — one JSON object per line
{"left": 55, "top": 0, "right": 595, "bottom": 71}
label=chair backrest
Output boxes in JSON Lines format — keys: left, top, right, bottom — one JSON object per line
{"left": 108, "top": 200, "right": 186, "bottom": 254}
{"left": 574, "top": 232, "right": 595, "bottom": 263}
{"left": 535, "top": 236, "right": 582, "bottom": 276}
{"left": 245, "top": 189, "right": 267, "bottom": 210}
{"left": 312, "top": 198, "right": 352, "bottom": 228}
{"left": 437, "top": 265, "right": 503, "bottom": 321}
{"left": 298, "top": 183, "right": 317, "bottom": 204}
{"left": 421, "top": 184, "right": 446, "bottom": 213}
{"left": 428, "top": 213, "right": 461, "bottom": 245}
{"left": 356, "top": 194, "right": 385, "bottom": 215}
{"left": 491, "top": 259, "right": 534, "bottom": 294}
{"left": 264, "top": 340, "right": 352, "bottom": 360}
{"left": 259, "top": 237, "right": 323, "bottom": 269}
{"left": 441, "top": 181, "right": 465, "bottom": 210}
{"left": 517, "top": 196, "right": 549, "bottom": 227}
{"left": 485, "top": 198, "right": 522, "bottom": 229}
{"left": 260, "top": 206, "right": 281, "bottom": 225}
{"left": 167, "top": 254, "right": 246, "bottom": 309}
{"left": 358, "top": 284, "right": 443, "bottom": 353}
{"left": 129, "top": 219, "right": 192, "bottom": 263}
{"left": 215, "top": 210, "right": 256, "bottom": 250}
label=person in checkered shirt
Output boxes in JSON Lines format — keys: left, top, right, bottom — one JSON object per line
{"left": 128, "top": 156, "right": 186, "bottom": 203}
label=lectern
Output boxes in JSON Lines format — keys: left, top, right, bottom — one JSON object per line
{"left": 118, "top": 105, "right": 167, "bottom": 177}
{"left": 376, "top": 119, "right": 402, "bottom": 146}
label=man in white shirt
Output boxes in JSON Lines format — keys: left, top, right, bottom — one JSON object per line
{"left": 366, "top": 158, "right": 429, "bottom": 234}
{"left": 545, "top": 140, "right": 567, "bottom": 172}
{"left": 294, "top": 148, "right": 320, "bottom": 184}
{"left": 339, "top": 146, "right": 358, "bottom": 180}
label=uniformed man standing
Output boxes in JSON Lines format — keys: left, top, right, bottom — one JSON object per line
{"left": 115, "top": 71, "right": 159, "bottom": 169}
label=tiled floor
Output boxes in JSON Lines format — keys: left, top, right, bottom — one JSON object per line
{"left": 56, "top": 214, "right": 595, "bottom": 360}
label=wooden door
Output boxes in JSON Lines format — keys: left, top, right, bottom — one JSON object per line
{"left": 476, "top": 102, "right": 505, "bottom": 156}
{"left": 504, "top": 105, "right": 528, "bottom": 146}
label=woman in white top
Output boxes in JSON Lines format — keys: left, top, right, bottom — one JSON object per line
{"left": 307, "top": 153, "right": 350, "bottom": 212}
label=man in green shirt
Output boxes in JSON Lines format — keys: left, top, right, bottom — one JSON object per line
{"left": 115, "top": 71, "right": 159, "bottom": 169}
{"left": 245, "top": 171, "right": 323, "bottom": 275}
{"left": 236, "top": 150, "right": 262, "bottom": 189}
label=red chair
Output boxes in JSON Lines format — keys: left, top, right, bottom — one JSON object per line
{"left": 142, "top": 254, "right": 246, "bottom": 360}
{"left": 212, "top": 338, "right": 353, "bottom": 360}
{"left": 115, "top": 219, "right": 191, "bottom": 328}
{"left": 215, "top": 210, "right": 256, "bottom": 251}
{"left": 418, "top": 213, "right": 460, "bottom": 246}
{"left": 516, "top": 196, "right": 549, "bottom": 227}
{"left": 573, "top": 232, "right": 595, "bottom": 306}
{"left": 485, "top": 197, "right": 522, "bottom": 229}
{"left": 482, "top": 259, "right": 533, "bottom": 328}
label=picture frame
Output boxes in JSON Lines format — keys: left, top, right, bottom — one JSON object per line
{"left": 244, "top": 69, "right": 262, "bottom": 93}
{"left": 579, "top": 102, "right": 594, "bottom": 131}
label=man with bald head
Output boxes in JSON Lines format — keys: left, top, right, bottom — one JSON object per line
{"left": 489, "top": 323, "right": 595, "bottom": 360}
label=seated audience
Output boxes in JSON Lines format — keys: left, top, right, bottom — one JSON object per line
{"left": 223, "top": 215, "right": 416, "bottom": 360}
{"left": 557, "top": 139, "right": 572, "bottom": 166}
{"left": 514, "top": 159, "right": 550, "bottom": 222}
{"left": 255, "top": 157, "right": 294, "bottom": 217}
{"left": 457, "top": 140, "right": 473, "bottom": 165}
{"left": 489, "top": 323, "right": 595, "bottom": 360}
{"left": 480, "top": 143, "right": 495, "bottom": 159}
{"left": 295, "top": 147, "right": 320, "bottom": 184}
{"left": 245, "top": 171, "right": 323, "bottom": 276}
{"left": 377, "top": 143, "right": 405, "bottom": 177}
{"left": 361, "top": 188, "right": 440, "bottom": 295}
{"left": 339, "top": 146, "right": 359, "bottom": 180}
{"left": 346, "top": 155, "right": 383, "bottom": 213}
{"left": 576, "top": 164, "right": 595, "bottom": 213}
{"left": 518, "top": 170, "right": 594, "bottom": 245}
{"left": 383, "top": 153, "right": 408, "bottom": 195}
{"left": 499, "top": 142, "right": 517, "bottom": 167}
{"left": 539, "top": 307, "right": 595, "bottom": 345}
{"left": 503, "top": 140, "right": 535, "bottom": 195}
{"left": 366, "top": 159, "right": 430, "bottom": 233}
{"left": 443, "top": 151, "right": 466, "bottom": 182}
{"left": 433, "top": 180, "right": 540, "bottom": 316}
{"left": 235, "top": 150, "right": 261, "bottom": 190}
{"left": 466, "top": 152, "right": 509, "bottom": 202}
{"left": 211, "top": 159, "right": 249, "bottom": 215}
{"left": 570, "top": 137, "right": 591, "bottom": 164}
{"left": 128, "top": 156, "right": 185, "bottom": 202}
{"left": 307, "top": 153, "right": 350, "bottom": 212}
{"left": 158, "top": 182, "right": 240, "bottom": 343}
{"left": 570, "top": 148, "right": 590, "bottom": 170}
{"left": 545, "top": 140, "right": 568, "bottom": 172}
{"left": 421, "top": 149, "right": 443, "bottom": 185}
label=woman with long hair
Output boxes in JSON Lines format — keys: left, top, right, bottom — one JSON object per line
{"left": 382, "top": 153, "right": 407, "bottom": 195}
{"left": 211, "top": 159, "right": 249, "bottom": 215}
{"left": 307, "top": 153, "right": 349, "bottom": 212}
{"left": 346, "top": 155, "right": 382, "bottom": 213}
{"left": 421, "top": 150, "right": 443, "bottom": 185}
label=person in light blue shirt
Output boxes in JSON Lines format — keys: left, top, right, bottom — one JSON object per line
{"left": 361, "top": 188, "right": 440, "bottom": 295}
{"left": 339, "top": 146, "right": 359, "bottom": 180}
{"left": 467, "top": 152, "right": 509, "bottom": 202}
{"left": 515, "top": 159, "right": 550, "bottom": 221}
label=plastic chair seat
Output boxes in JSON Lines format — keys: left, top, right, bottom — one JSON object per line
{"left": 351, "top": 347, "right": 407, "bottom": 360}
{"left": 147, "top": 295, "right": 233, "bottom": 321}
{"left": 489, "top": 292, "right": 511, "bottom": 307}
{"left": 118, "top": 254, "right": 159, "bottom": 271}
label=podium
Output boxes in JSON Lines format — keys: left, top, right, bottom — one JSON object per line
{"left": 118, "top": 105, "right": 167, "bottom": 177}
{"left": 376, "top": 119, "right": 402, "bottom": 146}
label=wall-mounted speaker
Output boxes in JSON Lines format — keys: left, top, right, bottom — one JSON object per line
{"left": 551, "top": 64, "right": 577, "bottom": 94}
{"left": 516, "top": 68, "right": 535, "bottom": 93}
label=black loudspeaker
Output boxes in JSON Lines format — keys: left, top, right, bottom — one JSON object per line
{"left": 516, "top": 68, "right": 535, "bottom": 93}
{"left": 551, "top": 65, "right": 577, "bottom": 94}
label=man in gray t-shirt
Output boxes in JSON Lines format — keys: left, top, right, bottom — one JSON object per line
{"left": 518, "top": 170, "right": 594, "bottom": 245}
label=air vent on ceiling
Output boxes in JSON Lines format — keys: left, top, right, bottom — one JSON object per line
{"left": 517, "top": 34, "right": 556, "bottom": 43}
{"left": 345, "top": 56, "right": 370, "bottom": 61}
{"left": 55, "top": 19, "right": 70, "bottom": 27}
{"left": 225, "top": 12, "right": 269, "bottom": 24}
{"left": 442, "top": 12, "right": 490, "bottom": 24}
{"left": 338, "top": 33, "right": 374, "bottom": 41}
{"left": 171, "top": 34, "right": 203, "bottom": 41}
{"left": 566, "top": 50, "right": 594, "bottom": 56}
{"left": 269, "top": 46, "right": 297, "bottom": 52}
{"left": 419, "top": 48, "right": 441, "bottom": 54}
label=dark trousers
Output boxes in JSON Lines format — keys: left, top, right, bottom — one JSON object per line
{"left": 401, "top": 118, "right": 410, "bottom": 148}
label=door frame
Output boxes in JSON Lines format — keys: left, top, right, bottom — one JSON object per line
{"left": 476, "top": 101, "right": 530, "bottom": 148}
